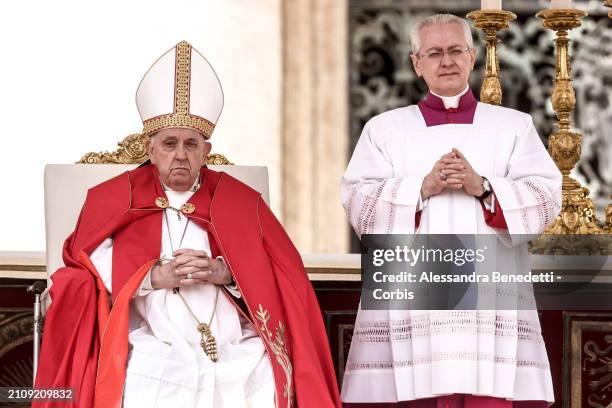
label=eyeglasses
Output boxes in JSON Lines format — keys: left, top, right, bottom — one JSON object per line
{"left": 415, "top": 47, "right": 471, "bottom": 63}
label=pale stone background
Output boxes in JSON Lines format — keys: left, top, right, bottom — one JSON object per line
{"left": 0, "top": 0, "right": 350, "bottom": 254}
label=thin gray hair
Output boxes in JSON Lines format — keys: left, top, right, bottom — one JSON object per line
{"left": 410, "top": 14, "right": 473, "bottom": 54}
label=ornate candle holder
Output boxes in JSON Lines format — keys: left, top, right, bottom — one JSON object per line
{"left": 604, "top": 0, "right": 612, "bottom": 18}
{"left": 466, "top": 10, "right": 516, "bottom": 105}
{"left": 531, "top": 8, "right": 611, "bottom": 254}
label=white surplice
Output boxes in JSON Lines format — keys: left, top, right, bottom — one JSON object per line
{"left": 340, "top": 102, "right": 562, "bottom": 404}
{"left": 90, "top": 188, "right": 275, "bottom": 408}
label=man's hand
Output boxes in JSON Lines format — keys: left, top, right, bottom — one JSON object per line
{"left": 450, "top": 148, "right": 485, "bottom": 197}
{"left": 150, "top": 248, "right": 232, "bottom": 289}
{"left": 420, "top": 151, "right": 466, "bottom": 199}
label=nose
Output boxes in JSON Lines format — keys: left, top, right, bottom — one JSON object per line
{"left": 175, "top": 143, "right": 187, "bottom": 160}
{"left": 440, "top": 51, "right": 455, "bottom": 67}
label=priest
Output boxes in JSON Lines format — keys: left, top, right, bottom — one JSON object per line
{"left": 34, "top": 41, "right": 341, "bottom": 408}
{"left": 341, "top": 14, "right": 562, "bottom": 408}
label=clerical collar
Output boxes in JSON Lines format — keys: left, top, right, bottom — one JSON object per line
{"left": 430, "top": 86, "right": 469, "bottom": 109}
{"left": 423, "top": 86, "right": 476, "bottom": 111}
{"left": 161, "top": 176, "right": 200, "bottom": 192}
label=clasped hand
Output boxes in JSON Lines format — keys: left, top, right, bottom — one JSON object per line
{"left": 151, "top": 248, "right": 232, "bottom": 289}
{"left": 420, "top": 148, "right": 484, "bottom": 200}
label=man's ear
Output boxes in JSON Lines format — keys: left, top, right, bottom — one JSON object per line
{"left": 203, "top": 141, "right": 212, "bottom": 159}
{"left": 469, "top": 48, "right": 476, "bottom": 71}
{"left": 410, "top": 53, "right": 422, "bottom": 77}
{"left": 145, "top": 136, "right": 155, "bottom": 164}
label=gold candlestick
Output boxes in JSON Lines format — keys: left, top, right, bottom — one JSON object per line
{"left": 466, "top": 10, "right": 516, "bottom": 105}
{"left": 604, "top": 0, "right": 612, "bottom": 18}
{"left": 534, "top": 9, "right": 608, "bottom": 244}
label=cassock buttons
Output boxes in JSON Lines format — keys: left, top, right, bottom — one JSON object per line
{"left": 155, "top": 197, "right": 169, "bottom": 208}
{"left": 181, "top": 202, "right": 195, "bottom": 214}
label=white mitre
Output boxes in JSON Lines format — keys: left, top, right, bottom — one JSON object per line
{"left": 136, "top": 40, "right": 224, "bottom": 139}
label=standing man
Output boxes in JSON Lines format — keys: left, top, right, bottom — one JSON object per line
{"left": 35, "top": 41, "right": 341, "bottom": 408}
{"left": 341, "top": 14, "right": 561, "bottom": 408}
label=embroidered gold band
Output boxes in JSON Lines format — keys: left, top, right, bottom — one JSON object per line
{"left": 142, "top": 113, "right": 215, "bottom": 139}
{"left": 175, "top": 41, "right": 190, "bottom": 116}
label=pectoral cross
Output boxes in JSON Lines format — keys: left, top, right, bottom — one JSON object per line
{"left": 198, "top": 323, "right": 218, "bottom": 362}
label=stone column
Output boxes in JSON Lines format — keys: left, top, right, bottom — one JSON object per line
{"left": 281, "top": 0, "right": 349, "bottom": 253}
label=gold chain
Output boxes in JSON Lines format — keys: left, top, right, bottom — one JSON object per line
{"left": 173, "top": 285, "right": 219, "bottom": 362}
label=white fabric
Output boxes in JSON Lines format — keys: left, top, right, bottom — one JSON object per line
{"left": 340, "top": 102, "right": 561, "bottom": 404}
{"left": 136, "top": 42, "right": 224, "bottom": 125}
{"left": 430, "top": 85, "right": 469, "bottom": 109}
{"left": 91, "top": 189, "right": 274, "bottom": 408}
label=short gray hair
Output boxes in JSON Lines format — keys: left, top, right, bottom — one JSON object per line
{"left": 410, "top": 14, "right": 474, "bottom": 54}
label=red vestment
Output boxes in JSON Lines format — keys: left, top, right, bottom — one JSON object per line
{"left": 34, "top": 165, "right": 341, "bottom": 408}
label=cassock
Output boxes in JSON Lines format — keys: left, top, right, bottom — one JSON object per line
{"left": 34, "top": 164, "right": 342, "bottom": 408}
{"left": 340, "top": 88, "right": 562, "bottom": 408}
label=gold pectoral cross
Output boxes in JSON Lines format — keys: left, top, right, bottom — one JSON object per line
{"left": 198, "top": 323, "right": 218, "bottom": 362}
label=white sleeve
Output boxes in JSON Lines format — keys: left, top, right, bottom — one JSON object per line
{"left": 89, "top": 238, "right": 154, "bottom": 297}
{"left": 341, "top": 119, "right": 423, "bottom": 236}
{"left": 487, "top": 117, "right": 562, "bottom": 241}
{"left": 89, "top": 238, "right": 113, "bottom": 294}
{"left": 482, "top": 192, "right": 496, "bottom": 212}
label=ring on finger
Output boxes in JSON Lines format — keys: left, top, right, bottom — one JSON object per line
{"left": 439, "top": 172, "right": 448, "bottom": 181}
{"left": 186, "top": 272, "right": 193, "bottom": 280}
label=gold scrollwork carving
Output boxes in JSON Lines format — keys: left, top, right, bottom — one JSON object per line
{"left": 0, "top": 311, "right": 33, "bottom": 359}
{"left": 77, "top": 133, "right": 232, "bottom": 165}
{"left": 256, "top": 304, "right": 294, "bottom": 408}
{"left": 605, "top": 0, "right": 612, "bottom": 18}
{"left": 583, "top": 335, "right": 612, "bottom": 407}
{"left": 605, "top": 202, "right": 612, "bottom": 233}
{"left": 78, "top": 133, "right": 148, "bottom": 164}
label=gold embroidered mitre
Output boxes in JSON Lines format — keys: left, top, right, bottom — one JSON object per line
{"left": 136, "top": 41, "right": 224, "bottom": 139}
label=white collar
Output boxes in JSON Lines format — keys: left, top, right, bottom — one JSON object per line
{"left": 431, "top": 85, "right": 469, "bottom": 110}
{"left": 161, "top": 176, "right": 200, "bottom": 192}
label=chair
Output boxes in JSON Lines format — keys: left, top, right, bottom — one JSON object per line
{"left": 34, "top": 133, "right": 269, "bottom": 380}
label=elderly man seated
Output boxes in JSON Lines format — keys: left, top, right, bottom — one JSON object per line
{"left": 34, "top": 41, "right": 341, "bottom": 408}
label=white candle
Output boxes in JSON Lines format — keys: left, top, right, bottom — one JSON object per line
{"left": 481, "top": 0, "right": 502, "bottom": 9}
{"left": 550, "top": 0, "right": 572, "bottom": 8}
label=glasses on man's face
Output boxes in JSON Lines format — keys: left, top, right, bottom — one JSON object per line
{"left": 416, "top": 47, "right": 471, "bottom": 63}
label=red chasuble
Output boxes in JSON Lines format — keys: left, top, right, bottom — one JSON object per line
{"left": 415, "top": 90, "right": 509, "bottom": 231}
{"left": 34, "top": 165, "right": 341, "bottom": 408}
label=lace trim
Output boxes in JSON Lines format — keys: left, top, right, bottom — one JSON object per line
{"left": 387, "top": 180, "right": 401, "bottom": 234}
{"left": 509, "top": 179, "right": 531, "bottom": 234}
{"left": 522, "top": 177, "right": 559, "bottom": 231}
{"left": 352, "top": 313, "right": 543, "bottom": 343}
{"left": 347, "top": 353, "right": 550, "bottom": 371}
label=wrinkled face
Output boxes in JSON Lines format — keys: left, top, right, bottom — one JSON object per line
{"left": 146, "top": 128, "right": 211, "bottom": 191}
{"left": 410, "top": 23, "right": 476, "bottom": 96}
